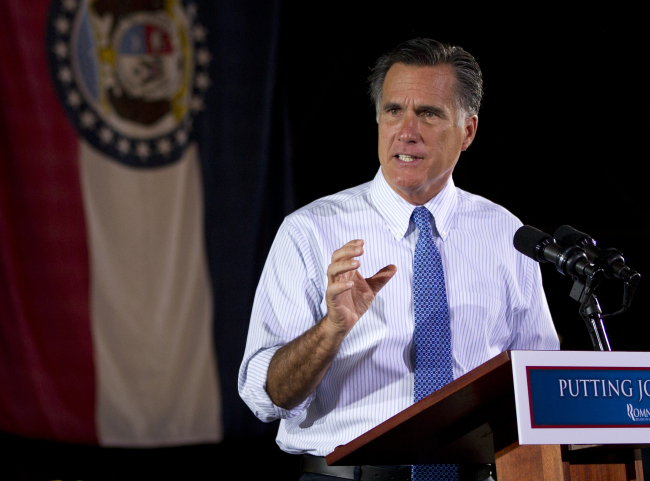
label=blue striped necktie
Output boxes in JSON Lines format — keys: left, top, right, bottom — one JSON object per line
{"left": 411, "top": 206, "right": 458, "bottom": 481}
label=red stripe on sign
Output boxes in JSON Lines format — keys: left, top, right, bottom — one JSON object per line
{"left": 0, "top": 0, "right": 96, "bottom": 443}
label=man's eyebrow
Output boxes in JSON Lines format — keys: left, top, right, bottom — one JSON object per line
{"left": 416, "top": 105, "right": 447, "bottom": 117}
{"left": 382, "top": 102, "right": 402, "bottom": 111}
{"left": 381, "top": 102, "right": 448, "bottom": 118}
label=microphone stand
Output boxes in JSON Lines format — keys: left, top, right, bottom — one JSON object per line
{"left": 581, "top": 294, "right": 611, "bottom": 351}
{"left": 568, "top": 268, "right": 611, "bottom": 351}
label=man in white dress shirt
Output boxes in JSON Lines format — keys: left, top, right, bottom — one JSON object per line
{"left": 239, "top": 38, "right": 559, "bottom": 480}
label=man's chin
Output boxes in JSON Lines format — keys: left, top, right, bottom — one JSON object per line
{"left": 387, "top": 182, "right": 429, "bottom": 204}
{"left": 385, "top": 174, "right": 448, "bottom": 204}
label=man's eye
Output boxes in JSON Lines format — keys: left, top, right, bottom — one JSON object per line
{"left": 388, "top": 108, "right": 399, "bottom": 115}
{"left": 423, "top": 111, "right": 435, "bottom": 117}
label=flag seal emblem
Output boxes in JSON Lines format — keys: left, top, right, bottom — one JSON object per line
{"left": 46, "top": 0, "right": 211, "bottom": 168}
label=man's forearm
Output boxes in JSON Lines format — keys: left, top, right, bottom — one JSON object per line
{"left": 266, "top": 316, "right": 346, "bottom": 410}
{"left": 265, "top": 239, "right": 396, "bottom": 410}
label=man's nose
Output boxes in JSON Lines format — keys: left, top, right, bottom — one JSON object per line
{"left": 398, "top": 113, "right": 420, "bottom": 143}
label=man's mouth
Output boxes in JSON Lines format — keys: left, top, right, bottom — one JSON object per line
{"left": 396, "top": 154, "right": 420, "bottom": 163}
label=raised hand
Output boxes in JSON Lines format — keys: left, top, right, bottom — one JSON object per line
{"left": 266, "top": 239, "right": 397, "bottom": 409}
{"left": 324, "top": 239, "right": 397, "bottom": 335}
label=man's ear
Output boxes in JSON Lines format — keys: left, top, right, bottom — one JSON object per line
{"left": 461, "top": 115, "right": 478, "bottom": 151}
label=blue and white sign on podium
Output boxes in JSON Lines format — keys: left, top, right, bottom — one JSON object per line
{"left": 511, "top": 350, "right": 650, "bottom": 445}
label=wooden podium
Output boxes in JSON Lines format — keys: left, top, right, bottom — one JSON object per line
{"left": 325, "top": 351, "right": 646, "bottom": 481}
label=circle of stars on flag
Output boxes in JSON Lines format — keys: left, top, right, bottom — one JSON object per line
{"left": 46, "top": 0, "right": 213, "bottom": 168}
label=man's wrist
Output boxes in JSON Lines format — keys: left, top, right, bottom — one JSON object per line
{"left": 319, "top": 313, "right": 350, "bottom": 343}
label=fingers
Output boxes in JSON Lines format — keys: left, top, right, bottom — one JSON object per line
{"left": 327, "top": 240, "right": 364, "bottom": 283}
{"left": 327, "top": 259, "right": 360, "bottom": 283}
{"left": 366, "top": 264, "right": 397, "bottom": 294}
{"left": 326, "top": 279, "right": 354, "bottom": 299}
{"left": 331, "top": 239, "right": 363, "bottom": 264}
{"left": 324, "top": 278, "right": 356, "bottom": 333}
{"left": 323, "top": 241, "right": 395, "bottom": 336}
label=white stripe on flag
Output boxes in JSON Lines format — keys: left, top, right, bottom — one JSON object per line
{"left": 79, "top": 140, "right": 222, "bottom": 446}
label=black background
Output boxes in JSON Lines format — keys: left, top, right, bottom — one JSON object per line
{"left": 282, "top": 9, "right": 648, "bottom": 353}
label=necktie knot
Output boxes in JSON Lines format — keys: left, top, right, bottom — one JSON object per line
{"left": 412, "top": 206, "right": 431, "bottom": 233}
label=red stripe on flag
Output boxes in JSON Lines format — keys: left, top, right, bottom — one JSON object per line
{"left": 0, "top": 0, "right": 96, "bottom": 443}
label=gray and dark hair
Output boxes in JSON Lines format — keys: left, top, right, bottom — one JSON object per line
{"left": 368, "top": 38, "right": 483, "bottom": 122}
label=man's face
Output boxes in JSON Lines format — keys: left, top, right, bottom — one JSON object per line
{"left": 377, "top": 63, "right": 477, "bottom": 205}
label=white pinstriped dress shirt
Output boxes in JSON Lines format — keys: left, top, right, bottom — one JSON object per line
{"left": 238, "top": 168, "right": 559, "bottom": 456}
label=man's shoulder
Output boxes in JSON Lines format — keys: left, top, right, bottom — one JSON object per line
{"left": 454, "top": 187, "right": 522, "bottom": 227}
{"left": 274, "top": 180, "right": 375, "bottom": 257}
{"left": 287, "top": 180, "right": 374, "bottom": 222}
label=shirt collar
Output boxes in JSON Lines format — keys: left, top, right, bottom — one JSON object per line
{"left": 369, "top": 167, "right": 457, "bottom": 242}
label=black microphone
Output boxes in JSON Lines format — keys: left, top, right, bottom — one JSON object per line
{"left": 553, "top": 225, "right": 640, "bottom": 284}
{"left": 513, "top": 225, "right": 600, "bottom": 279}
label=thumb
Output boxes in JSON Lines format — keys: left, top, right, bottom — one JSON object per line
{"left": 366, "top": 264, "right": 397, "bottom": 295}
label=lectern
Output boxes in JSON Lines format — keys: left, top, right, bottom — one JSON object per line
{"left": 326, "top": 351, "right": 648, "bottom": 481}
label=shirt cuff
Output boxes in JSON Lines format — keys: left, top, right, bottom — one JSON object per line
{"left": 241, "top": 345, "right": 316, "bottom": 421}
